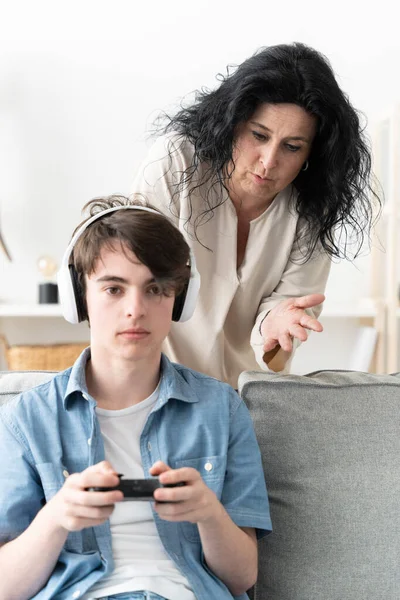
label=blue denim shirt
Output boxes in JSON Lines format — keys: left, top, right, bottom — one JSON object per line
{"left": 0, "top": 350, "right": 271, "bottom": 600}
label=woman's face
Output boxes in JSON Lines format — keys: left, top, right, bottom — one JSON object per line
{"left": 228, "top": 103, "right": 317, "bottom": 209}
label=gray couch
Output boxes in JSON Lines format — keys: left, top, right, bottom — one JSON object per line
{"left": 1, "top": 369, "right": 400, "bottom": 599}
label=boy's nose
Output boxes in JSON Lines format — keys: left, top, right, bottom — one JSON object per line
{"left": 126, "top": 291, "right": 146, "bottom": 318}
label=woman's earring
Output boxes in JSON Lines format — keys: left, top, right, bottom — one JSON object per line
{"left": 302, "top": 160, "right": 309, "bottom": 172}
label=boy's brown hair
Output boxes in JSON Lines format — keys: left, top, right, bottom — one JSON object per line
{"left": 71, "top": 195, "right": 190, "bottom": 319}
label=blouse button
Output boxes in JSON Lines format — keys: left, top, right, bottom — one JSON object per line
{"left": 204, "top": 462, "right": 213, "bottom": 472}
{"left": 63, "top": 469, "right": 69, "bottom": 478}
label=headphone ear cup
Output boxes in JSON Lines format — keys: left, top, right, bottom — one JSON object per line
{"left": 172, "top": 284, "right": 188, "bottom": 322}
{"left": 69, "top": 265, "right": 87, "bottom": 322}
{"left": 174, "top": 255, "right": 200, "bottom": 322}
{"left": 57, "top": 263, "right": 79, "bottom": 324}
{"left": 56, "top": 263, "right": 86, "bottom": 324}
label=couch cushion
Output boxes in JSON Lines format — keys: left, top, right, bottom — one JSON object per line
{"left": 0, "top": 371, "right": 56, "bottom": 405}
{"left": 239, "top": 369, "right": 400, "bottom": 600}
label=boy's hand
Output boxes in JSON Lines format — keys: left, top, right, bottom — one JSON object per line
{"left": 150, "top": 461, "right": 222, "bottom": 524}
{"left": 45, "top": 461, "right": 123, "bottom": 533}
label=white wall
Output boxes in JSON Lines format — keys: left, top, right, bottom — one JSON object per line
{"left": 0, "top": 0, "right": 398, "bottom": 371}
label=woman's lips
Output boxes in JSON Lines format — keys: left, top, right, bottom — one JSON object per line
{"left": 251, "top": 173, "right": 273, "bottom": 184}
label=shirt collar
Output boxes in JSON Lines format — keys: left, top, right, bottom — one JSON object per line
{"left": 157, "top": 354, "right": 200, "bottom": 408}
{"left": 63, "top": 347, "right": 92, "bottom": 407}
{"left": 63, "top": 349, "right": 199, "bottom": 409}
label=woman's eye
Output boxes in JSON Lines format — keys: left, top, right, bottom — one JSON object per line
{"left": 252, "top": 130, "right": 266, "bottom": 141}
{"left": 285, "top": 143, "right": 301, "bottom": 152}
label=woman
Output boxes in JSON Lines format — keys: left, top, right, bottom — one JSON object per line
{"left": 131, "top": 42, "right": 380, "bottom": 388}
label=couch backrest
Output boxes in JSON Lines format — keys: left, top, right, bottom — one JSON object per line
{"left": 0, "top": 371, "right": 56, "bottom": 405}
{"left": 239, "top": 369, "right": 400, "bottom": 600}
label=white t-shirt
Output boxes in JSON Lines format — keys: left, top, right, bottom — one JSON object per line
{"left": 131, "top": 133, "right": 332, "bottom": 387}
{"left": 83, "top": 384, "right": 196, "bottom": 600}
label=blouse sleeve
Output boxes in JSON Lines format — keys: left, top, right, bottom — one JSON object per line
{"left": 250, "top": 230, "right": 332, "bottom": 372}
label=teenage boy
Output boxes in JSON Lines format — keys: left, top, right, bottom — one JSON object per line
{"left": 0, "top": 196, "right": 271, "bottom": 600}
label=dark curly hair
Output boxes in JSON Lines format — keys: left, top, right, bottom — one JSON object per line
{"left": 157, "top": 42, "right": 381, "bottom": 260}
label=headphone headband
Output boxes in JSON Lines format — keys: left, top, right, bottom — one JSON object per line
{"left": 57, "top": 204, "right": 200, "bottom": 324}
{"left": 60, "top": 205, "right": 166, "bottom": 268}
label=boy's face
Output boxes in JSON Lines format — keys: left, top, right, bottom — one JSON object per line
{"left": 85, "top": 240, "right": 175, "bottom": 364}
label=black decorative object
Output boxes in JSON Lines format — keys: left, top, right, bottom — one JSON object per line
{"left": 37, "top": 255, "right": 59, "bottom": 304}
{"left": 39, "top": 282, "right": 58, "bottom": 304}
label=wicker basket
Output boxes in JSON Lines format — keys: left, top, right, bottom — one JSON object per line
{"left": 0, "top": 336, "right": 88, "bottom": 371}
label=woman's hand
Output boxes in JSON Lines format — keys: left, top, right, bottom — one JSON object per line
{"left": 45, "top": 461, "right": 123, "bottom": 533}
{"left": 261, "top": 293, "right": 325, "bottom": 353}
{"left": 150, "top": 461, "right": 222, "bottom": 524}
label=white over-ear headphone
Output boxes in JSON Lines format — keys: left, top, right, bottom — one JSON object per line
{"left": 57, "top": 205, "right": 200, "bottom": 324}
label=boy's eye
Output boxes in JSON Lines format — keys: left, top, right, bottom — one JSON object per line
{"left": 147, "top": 284, "right": 163, "bottom": 296}
{"left": 106, "top": 287, "right": 121, "bottom": 295}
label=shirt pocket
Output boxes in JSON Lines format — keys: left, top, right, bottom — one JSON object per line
{"left": 173, "top": 455, "right": 226, "bottom": 543}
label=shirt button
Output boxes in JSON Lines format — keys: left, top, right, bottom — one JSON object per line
{"left": 82, "top": 393, "right": 88, "bottom": 400}
{"left": 87, "top": 438, "right": 92, "bottom": 446}
{"left": 72, "top": 591, "right": 81, "bottom": 599}
{"left": 147, "top": 442, "right": 152, "bottom": 451}
{"left": 204, "top": 462, "right": 213, "bottom": 472}
{"left": 63, "top": 469, "right": 69, "bottom": 478}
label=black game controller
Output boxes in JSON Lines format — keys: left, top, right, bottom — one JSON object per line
{"left": 86, "top": 475, "right": 185, "bottom": 501}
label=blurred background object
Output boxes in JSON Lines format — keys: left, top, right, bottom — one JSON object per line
{"left": 0, "top": 214, "right": 11, "bottom": 261}
{"left": 0, "top": 232, "right": 11, "bottom": 261}
{"left": 37, "top": 255, "right": 58, "bottom": 303}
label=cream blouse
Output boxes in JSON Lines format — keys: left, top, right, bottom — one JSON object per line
{"left": 131, "top": 134, "right": 331, "bottom": 388}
